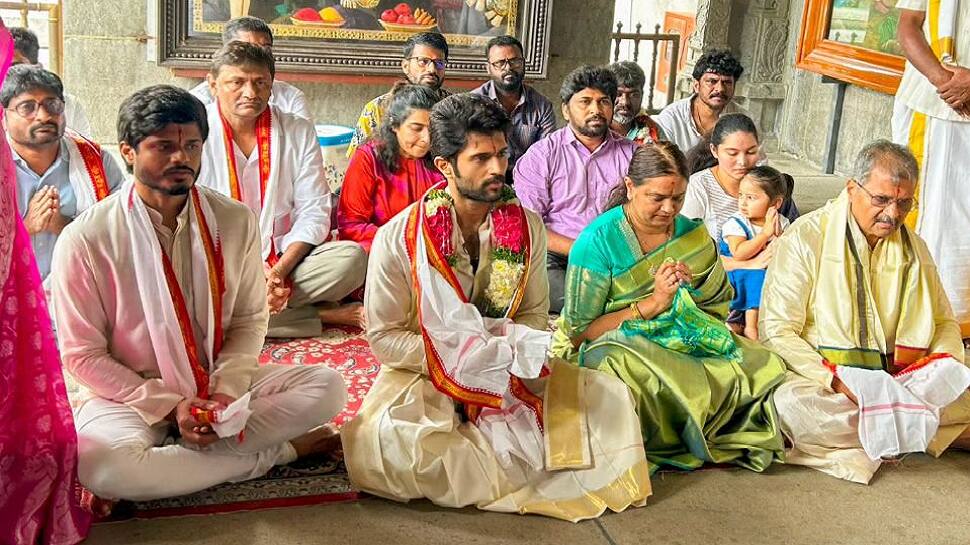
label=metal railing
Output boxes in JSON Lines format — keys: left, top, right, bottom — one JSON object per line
{"left": 610, "top": 21, "right": 682, "bottom": 114}
{"left": 0, "top": 1, "right": 62, "bottom": 74}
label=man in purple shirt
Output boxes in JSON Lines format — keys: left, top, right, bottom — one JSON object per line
{"left": 471, "top": 35, "right": 556, "bottom": 183}
{"left": 514, "top": 65, "right": 636, "bottom": 313}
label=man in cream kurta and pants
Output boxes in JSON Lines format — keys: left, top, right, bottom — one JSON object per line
{"left": 762, "top": 141, "right": 970, "bottom": 485}
{"left": 342, "top": 93, "right": 650, "bottom": 522}
{"left": 893, "top": 1, "right": 970, "bottom": 336}
{"left": 52, "top": 85, "right": 345, "bottom": 501}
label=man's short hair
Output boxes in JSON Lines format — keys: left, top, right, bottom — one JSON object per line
{"left": 403, "top": 32, "right": 449, "bottom": 60}
{"left": 9, "top": 27, "right": 39, "bottom": 64}
{"left": 222, "top": 16, "right": 273, "bottom": 45}
{"left": 692, "top": 49, "right": 744, "bottom": 81}
{"left": 430, "top": 93, "right": 510, "bottom": 162}
{"left": 852, "top": 140, "right": 919, "bottom": 186}
{"left": 607, "top": 61, "right": 646, "bottom": 92}
{"left": 559, "top": 65, "right": 618, "bottom": 104}
{"left": 117, "top": 85, "right": 208, "bottom": 172}
{"left": 0, "top": 64, "right": 64, "bottom": 108}
{"left": 485, "top": 35, "right": 523, "bottom": 58}
{"left": 210, "top": 41, "right": 276, "bottom": 80}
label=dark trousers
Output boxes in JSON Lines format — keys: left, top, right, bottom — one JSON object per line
{"left": 547, "top": 251, "right": 568, "bottom": 315}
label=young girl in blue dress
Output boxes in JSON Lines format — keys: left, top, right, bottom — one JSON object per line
{"left": 719, "top": 166, "right": 790, "bottom": 340}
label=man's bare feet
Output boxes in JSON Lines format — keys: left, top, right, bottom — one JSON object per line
{"left": 290, "top": 424, "right": 341, "bottom": 458}
{"left": 318, "top": 302, "right": 366, "bottom": 329}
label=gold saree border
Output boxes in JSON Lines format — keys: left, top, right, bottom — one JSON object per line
{"left": 544, "top": 359, "right": 591, "bottom": 470}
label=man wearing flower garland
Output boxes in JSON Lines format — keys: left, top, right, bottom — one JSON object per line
{"left": 342, "top": 93, "right": 651, "bottom": 521}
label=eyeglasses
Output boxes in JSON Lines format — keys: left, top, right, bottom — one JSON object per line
{"left": 407, "top": 56, "right": 447, "bottom": 70}
{"left": 6, "top": 97, "right": 65, "bottom": 119}
{"left": 489, "top": 57, "right": 525, "bottom": 70}
{"left": 853, "top": 179, "right": 916, "bottom": 212}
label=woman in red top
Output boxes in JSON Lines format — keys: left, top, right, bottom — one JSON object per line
{"left": 338, "top": 84, "right": 443, "bottom": 252}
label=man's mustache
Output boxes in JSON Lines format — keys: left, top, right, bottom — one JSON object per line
{"left": 165, "top": 166, "right": 197, "bottom": 177}
{"left": 29, "top": 122, "right": 59, "bottom": 135}
{"left": 585, "top": 115, "right": 607, "bottom": 124}
{"left": 482, "top": 175, "right": 506, "bottom": 186}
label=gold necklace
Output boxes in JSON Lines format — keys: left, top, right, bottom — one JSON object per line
{"left": 624, "top": 205, "right": 673, "bottom": 275}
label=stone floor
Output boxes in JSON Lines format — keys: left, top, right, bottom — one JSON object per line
{"left": 86, "top": 452, "right": 970, "bottom": 545}
{"left": 84, "top": 154, "right": 865, "bottom": 545}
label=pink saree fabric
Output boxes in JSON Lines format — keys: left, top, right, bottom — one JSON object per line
{"left": 0, "top": 23, "right": 90, "bottom": 545}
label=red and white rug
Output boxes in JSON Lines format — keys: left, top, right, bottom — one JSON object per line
{"left": 98, "top": 327, "right": 379, "bottom": 520}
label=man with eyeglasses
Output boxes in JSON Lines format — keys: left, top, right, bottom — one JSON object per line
{"left": 9, "top": 26, "right": 93, "bottom": 138}
{"left": 606, "top": 61, "right": 665, "bottom": 146}
{"left": 470, "top": 35, "right": 555, "bottom": 182}
{"left": 189, "top": 17, "right": 312, "bottom": 122}
{"left": 761, "top": 141, "right": 970, "bottom": 484}
{"left": 346, "top": 32, "right": 450, "bottom": 157}
{"left": 1, "top": 64, "right": 124, "bottom": 281}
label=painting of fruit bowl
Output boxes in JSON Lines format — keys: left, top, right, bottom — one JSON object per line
{"left": 290, "top": 6, "right": 347, "bottom": 26}
{"left": 161, "top": 0, "right": 554, "bottom": 78}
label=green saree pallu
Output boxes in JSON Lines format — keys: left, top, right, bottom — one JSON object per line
{"left": 552, "top": 208, "right": 786, "bottom": 472}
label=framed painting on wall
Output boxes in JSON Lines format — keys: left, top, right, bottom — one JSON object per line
{"left": 796, "top": 0, "right": 905, "bottom": 94}
{"left": 157, "top": 0, "right": 554, "bottom": 78}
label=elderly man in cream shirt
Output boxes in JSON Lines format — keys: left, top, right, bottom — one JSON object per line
{"left": 52, "top": 85, "right": 344, "bottom": 502}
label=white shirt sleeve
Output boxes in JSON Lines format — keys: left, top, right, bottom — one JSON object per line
{"left": 681, "top": 174, "right": 708, "bottom": 220}
{"left": 278, "top": 83, "right": 313, "bottom": 123}
{"left": 280, "top": 117, "right": 332, "bottom": 251}
{"left": 720, "top": 216, "right": 748, "bottom": 239}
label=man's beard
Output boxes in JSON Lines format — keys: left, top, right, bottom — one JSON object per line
{"left": 18, "top": 122, "right": 63, "bottom": 147}
{"left": 137, "top": 166, "right": 197, "bottom": 196}
{"left": 574, "top": 115, "right": 608, "bottom": 138}
{"left": 493, "top": 72, "right": 524, "bottom": 93}
{"left": 411, "top": 73, "right": 443, "bottom": 90}
{"left": 612, "top": 110, "right": 633, "bottom": 126}
{"left": 456, "top": 174, "right": 506, "bottom": 203}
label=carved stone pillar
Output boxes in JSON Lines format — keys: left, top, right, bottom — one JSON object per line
{"left": 675, "top": 0, "right": 733, "bottom": 98}
{"left": 676, "top": 0, "right": 790, "bottom": 151}
{"left": 734, "top": 0, "right": 790, "bottom": 151}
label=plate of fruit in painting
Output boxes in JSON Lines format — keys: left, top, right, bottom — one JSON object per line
{"left": 379, "top": 3, "right": 437, "bottom": 32}
{"left": 291, "top": 7, "right": 346, "bottom": 27}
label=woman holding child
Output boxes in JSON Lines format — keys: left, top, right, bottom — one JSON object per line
{"left": 551, "top": 142, "right": 786, "bottom": 474}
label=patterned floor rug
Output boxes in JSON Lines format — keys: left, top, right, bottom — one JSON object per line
{"left": 100, "top": 326, "right": 379, "bottom": 520}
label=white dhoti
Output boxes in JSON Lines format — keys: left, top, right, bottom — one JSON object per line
{"left": 775, "top": 372, "right": 970, "bottom": 484}
{"left": 75, "top": 364, "right": 346, "bottom": 501}
{"left": 892, "top": 101, "right": 970, "bottom": 335}
{"left": 343, "top": 362, "right": 650, "bottom": 521}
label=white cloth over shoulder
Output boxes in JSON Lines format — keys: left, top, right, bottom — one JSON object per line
{"left": 414, "top": 207, "right": 552, "bottom": 469}
{"left": 837, "top": 355, "right": 970, "bottom": 460}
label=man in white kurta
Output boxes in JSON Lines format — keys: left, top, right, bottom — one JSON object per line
{"left": 893, "top": 1, "right": 970, "bottom": 336}
{"left": 52, "top": 85, "right": 345, "bottom": 502}
{"left": 762, "top": 141, "right": 970, "bottom": 484}
{"left": 188, "top": 16, "right": 311, "bottom": 122}
{"left": 198, "top": 42, "right": 366, "bottom": 336}
{"left": 342, "top": 94, "right": 650, "bottom": 521}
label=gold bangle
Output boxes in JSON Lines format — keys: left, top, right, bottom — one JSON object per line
{"left": 630, "top": 301, "right": 645, "bottom": 320}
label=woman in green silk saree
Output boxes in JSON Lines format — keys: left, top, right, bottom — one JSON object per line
{"left": 551, "top": 143, "right": 786, "bottom": 473}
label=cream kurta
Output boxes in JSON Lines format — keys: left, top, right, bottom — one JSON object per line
{"left": 761, "top": 197, "right": 969, "bottom": 483}
{"left": 52, "top": 188, "right": 268, "bottom": 425}
{"left": 51, "top": 187, "right": 346, "bottom": 501}
{"left": 342, "top": 201, "right": 651, "bottom": 521}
